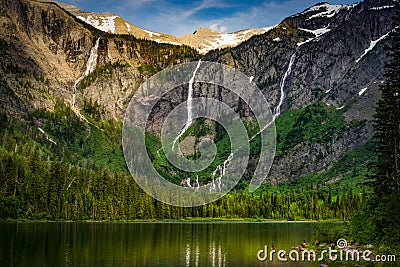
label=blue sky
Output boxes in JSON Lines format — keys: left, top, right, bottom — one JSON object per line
{"left": 62, "top": 0, "right": 358, "bottom": 36}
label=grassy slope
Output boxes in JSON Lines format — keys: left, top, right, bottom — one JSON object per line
{"left": 31, "top": 100, "right": 127, "bottom": 173}
{"left": 145, "top": 101, "right": 372, "bottom": 194}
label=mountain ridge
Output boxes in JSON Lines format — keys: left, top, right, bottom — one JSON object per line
{"left": 0, "top": 0, "right": 397, "bottom": 186}
{"left": 203, "top": 0, "right": 396, "bottom": 183}
{"left": 52, "top": 0, "right": 275, "bottom": 54}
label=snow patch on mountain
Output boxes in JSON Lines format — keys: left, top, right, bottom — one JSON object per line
{"left": 77, "top": 15, "right": 118, "bottom": 33}
{"left": 143, "top": 29, "right": 161, "bottom": 37}
{"left": 298, "top": 3, "right": 351, "bottom": 21}
{"left": 263, "top": 26, "right": 276, "bottom": 32}
{"left": 200, "top": 35, "right": 240, "bottom": 53}
{"left": 297, "top": 38, "right": 315, "bottom": 46}
{"left": 154, "top": 39, "right": 182, "bottom": 46}
{"left": 359, "top": 87, "right": 368, "bottom": 96}
{"left": 297, "top": 27, "right": 331, "bottom": 46}
{"left": 299, "top": 27, "right": 331, "bottom": 37}
{"left": 356, "top": 32, "right": 391, "bottom": 63}
{"left": 125, "top": 22, "right": 131, "bottom": 32}
{"left": 370, "top": 5, "right": 395, "bottom": 10}
{"left": 196, "top": 27, "right": 275, "bottom": 54}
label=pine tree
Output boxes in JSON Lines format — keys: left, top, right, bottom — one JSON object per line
{"left": 366, "top": 2, "right": 400, "bottom": 244}
{"left": 373, "top": 7, "right": 400, "bottom": 196}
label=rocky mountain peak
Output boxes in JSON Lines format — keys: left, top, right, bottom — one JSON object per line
{"left": 47, "top": 1, "right": 271, "bottom": 54}
{"left": 193, "top": 27, "right": 219, "bottom": 36}
{"left": 203, "top": 0, "right": 397, "bottom": 184}
{"left": 0, "top": 0, "right": 398, "bottom": 186}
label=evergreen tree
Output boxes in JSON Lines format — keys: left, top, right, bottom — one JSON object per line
{"left": 373, "top": 5, "right": 400, "bottom": 197}
{"left": 354, "top": 3, "right": 400, "bottom": 245}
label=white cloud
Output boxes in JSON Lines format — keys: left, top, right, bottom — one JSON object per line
{"left": 103, "top": 0, "right": 359, "bottom": 36}
{"left": 180, "top": 0, "right": 223, "bottom": 19}
{"left": 210, "top": 24, "right": 228, "bottom": 33}
{"left": 63, "top": 0, "right": 360, "bottom": 36}
{"left": 147, "top": 0, "right": 315, "bottom": 36}
{"left": 123, "top": 0, "right": 156, "bottom": 7}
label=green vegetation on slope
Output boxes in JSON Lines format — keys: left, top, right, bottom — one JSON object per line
{"left": 78, "top": 61, "right": 129, "bottom": 90}
{"left": 144, "top": 100, "right": 370, "bottom": 194}
{"left": 265, "top": 141, "right": 375, "bottom": 194}
{"left": 31, "top": 100, "right": 127, "bottom": 173}
{"left": 0, "top": 110, "right": 363, "bottom": 221}
{"left": 275, "top": 102, "right": 348, "bottom": 151}
{"left": 351, "top": 8, "right": 400, "bottom": 248}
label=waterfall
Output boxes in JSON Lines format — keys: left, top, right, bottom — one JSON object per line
{"left": 186, "top": 178, "right": 192, "bottom": 188}
{"left": 195, "top": 175, "right": 200, "bottom": 191}
{"left": 172, "top": 60, "right": 202, "bottom": 152}
{"left": 208, "top": 152, "right": 233, "bottom": 192}
{"left": 38, "top": 127, "right": 57, "bottom": 145}
{"left": 176, "top": 52, "right": 297, "bottom": 191}
{"left": 216, "top": 177, "right": 222, "bottom": 192}
{"left": 72, "top": 37, "right": 101, "bottom": 123}
{"left": 274, "top": 51, "right": 297, "bottom": 119}
{"left": 249, "top": 51, "right": 297, "bottom": 141}
{"left": 210, "top": 167, "right": 219, "bottom": 192}
{"left": 221, "top": 153, "right": 233, "bottom": 176}
{"left": 84, "top": 37, "right": 101, "bottom": 76}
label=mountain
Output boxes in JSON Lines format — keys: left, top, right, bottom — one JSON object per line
{"left": 178, "top": 26, "right": 272, "bottom": 54}
{"left": 56, "top": 1, "right": 182, "bottom": 45}
{"left": 0, "top": 0, "right": 199, "bottom": 117}
{"left": 54, "top": 1, "right": 270, "bottom": 54}
{"left": 0, "top": 0, "right": 397, "bottom": 188}
{"left": 204, "top": 0, "right": 396, "bottom": 184}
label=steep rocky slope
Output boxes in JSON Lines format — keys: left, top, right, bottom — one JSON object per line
{"left": 0, "top": 0, "right": 396, "bottom": 186}
{"left": 204, "top": 0, "right": 396, "bottom": 183}
{"left": 0, "top": 0, "right": 198, "bottom": 119}
{"left": 56, "top": 1, "right": 182, "bottom": 45}
{"left": 178, "top": 26, "right": 272, "bottom": 54}
{"left": 53, "top": 1, "right": 270, "bottom": 54}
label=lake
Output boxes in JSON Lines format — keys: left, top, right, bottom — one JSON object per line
{"left": 0, "top": 222, "right": 315, "bottom": 267}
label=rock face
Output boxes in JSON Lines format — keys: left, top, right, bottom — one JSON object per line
{"left": 0, "top": 0, "right": 198, "bottom": 118}
{"left": 206, "top": 1, "right": 395, "bottom": 116}
{"left": 0, "top": 0, "right": 397, "bottom": 184}
{"left": 204, "top": 0, "right": 396, "bottom": 183}
{"left": 56, "top": 1, "right": 182, "bottom": 45}
{"left": 178, "top": 27, "right": 272, "bottom": 54}
{"left": 53, "top": 1, "right": 271, "bottom": 54}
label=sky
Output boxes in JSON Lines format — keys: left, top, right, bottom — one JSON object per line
{"left": 61, "top": 0, "right": 359, "bottom": 36}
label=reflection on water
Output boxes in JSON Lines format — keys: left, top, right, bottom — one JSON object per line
{"left": 0, "top": 222, "right": 314, "bottom": 267}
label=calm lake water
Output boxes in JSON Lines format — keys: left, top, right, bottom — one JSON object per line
{"left": 0, "top": 222, "right": 315, "bottom": 267}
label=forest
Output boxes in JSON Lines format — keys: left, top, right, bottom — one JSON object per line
{"left": 0, "top": 111, "right": 362, "bottom": 221}
{"left": 0, "top": 2, "right": 398, "bottom": 258}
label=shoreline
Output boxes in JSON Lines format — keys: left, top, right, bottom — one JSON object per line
{"left": 0, "top": 218, "right": 348, "bottom": 223}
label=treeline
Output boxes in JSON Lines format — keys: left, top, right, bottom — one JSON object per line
{"left": 0, "top": 115, "right": 362, "bottom": 221}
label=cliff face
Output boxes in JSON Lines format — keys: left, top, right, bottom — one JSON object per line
{"left": 56, "top": 1, "right": 271, "bottom": 54}
{"left": 204, "top": 0, "right": 396, "bottom": 183}
{"left": 206, "top": 1, "right": 394, "bottom": 115}
{"left": 0, "top": 0, "right": 198, "bottom": 118}
{"left": 0, "top": 0, "right": 396, "bottom": 185}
